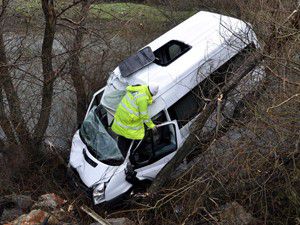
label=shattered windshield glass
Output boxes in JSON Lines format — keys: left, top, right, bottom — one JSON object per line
{"left": 80, "top": 106, "right": 124, "bottom": 165}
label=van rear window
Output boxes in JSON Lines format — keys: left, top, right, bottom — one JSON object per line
{"left": 154, "top": 40, "right": 191, "bottom": 66}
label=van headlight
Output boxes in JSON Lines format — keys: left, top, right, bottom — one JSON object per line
{"left": 92, "top": 183, "right": 106, "bottom": 205}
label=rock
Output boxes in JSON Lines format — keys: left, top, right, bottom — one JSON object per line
{"left": 10, "top": 195, "right": 33, "bottom": 211}
{"left": 4, "top": 207, "right": 73, "bottom": 225}
{"left": 218, "top": 202, "right": 256, "bottom": 225}
{"left": 32, "top": 193, "right": 67, "bottom": 211}
{"left": 48, "top": 209, "right": 68, "bottom": 225}
{"left": 0, "top": 195, "right": 33, "bottom": 223}
{"left": 3, "top": 194, "right": 76, "bottom": 225}
{"left": 5, "top": 209, "right": 49, "bottom": 225}
{"left": 1, "top": 208, "right": 22, "bottom": 223}
{"left": 0, "top": 195, "right": 33, "bottom": 211}
{"left": 90, "top": 217, "right": 135, "bottom": 225}
{"left": 47, "top": 213, "right": 61, "bottom": 225}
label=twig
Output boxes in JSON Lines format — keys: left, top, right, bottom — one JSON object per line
{"left": 267, "top": 93, "right": 300, "bottom": 113}
{"left": 60, "top": 16, "right": 83, "bottom": 26}
{"left": 266, "top": 66, "right": 300, "bottom": 86}
{"left": 216, "top": 94, "right": 223, "bottom": 135}
{"left": 81, "top": 205, "right": 111, "bottom": 225}
{"left": 283, "top": 5, "right": 300, "bottom": 25}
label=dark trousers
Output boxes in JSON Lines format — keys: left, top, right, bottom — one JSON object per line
{"left": 118, "top": 136, "right": 138, "bottom": 158}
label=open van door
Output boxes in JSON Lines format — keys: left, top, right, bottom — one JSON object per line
{"left": 129, "top": 121, "right": 181, "bottom": 181}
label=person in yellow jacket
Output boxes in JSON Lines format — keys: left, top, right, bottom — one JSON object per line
{"left": 112, "top": 83, "right": 159, "bottom": 157}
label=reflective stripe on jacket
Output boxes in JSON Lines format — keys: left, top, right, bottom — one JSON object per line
{"left": 112, "top": 85, "right": 155, "bottom": 140}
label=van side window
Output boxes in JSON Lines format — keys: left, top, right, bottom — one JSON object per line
{"left": 168, "top": 91, "right": 204, "bottom": 128}
{"left": 154, "top": 40, "right": 191, "bottom": 66}
{"left": 168, "top": 42, "right": 256, "bottom": 128}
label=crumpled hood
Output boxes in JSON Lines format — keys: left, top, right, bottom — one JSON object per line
{"left": 126, "top": 85, "right": 153, "bottom": 104}
{"left": 69, "top": 130, "right": 118, "bottom": 187}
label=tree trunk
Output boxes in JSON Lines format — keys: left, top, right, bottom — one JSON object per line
{"left": 149, "top": 52, "right": 263, "bottom": 194}
{"left": 69, "top": 0, "right": 93, "bottom": 125}
{"left": 0, "top": 28, "right": 32, "bottom": 147}
{"left": 33, "top": 0, "right": 56, "bottom": 147}
{"left": 0, "top": 87, "right": 16, "bottom": 144}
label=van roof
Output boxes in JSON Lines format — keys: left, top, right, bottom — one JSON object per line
{"left": 110, "top": 11, "right": 254, "bottom": 99}
{"left": 147, "top": 11, "right": 247, "bottom": 51}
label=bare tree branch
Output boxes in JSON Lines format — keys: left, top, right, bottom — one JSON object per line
{"left": 0, "top": 0, "right": 9, "bottom": 19}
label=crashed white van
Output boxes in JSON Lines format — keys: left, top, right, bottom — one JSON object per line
{"left": 69, "top": 11, "right": 264, "bottom": 204}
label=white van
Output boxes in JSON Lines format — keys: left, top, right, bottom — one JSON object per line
{"left": 69, "top": 11, "right": 265, "bottom": 205}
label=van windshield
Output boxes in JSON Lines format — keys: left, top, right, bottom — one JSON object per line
{"left": 79, "top": 106, "right": 124, "bottom": 166}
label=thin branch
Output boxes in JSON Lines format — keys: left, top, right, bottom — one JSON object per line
{"left": 60, "top": 16, "right": 83, "bottom": 26}
{"left": 266, "top": 66, "right": 300, "bottom": 86}
{"left": 267, "top": 93, "right": 300, "bottom": 113}
{"left": 81, "top": 205, "right": 111, "bottom": 225}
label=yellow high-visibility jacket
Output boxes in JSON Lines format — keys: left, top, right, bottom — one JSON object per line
{"left": 112, "top": 85, "right": 155, "bottom": 140}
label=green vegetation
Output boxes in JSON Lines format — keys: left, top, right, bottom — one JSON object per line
{"left": 13, "top": 1, "right": 193, "bottom": 22}
{"left": 90, "top": 3, "right": 195, "bottom": 22}
{"left": 90, "top": 3, "right": 166, "bottom": 21}
{"left": 14, "top": 0, "right": 41, "bottom": 17}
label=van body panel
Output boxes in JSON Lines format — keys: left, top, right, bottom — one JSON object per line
{"left": 100, "top": 12, "right": 256, "bottom": 116}
{"left": 147, "top": 97, "right": 167, "bottom": 121}
{"left": 135, "top": 155, "right": 171, "bottom": 180}
{"left": 104, "top": 165, "right": 132, "bottom": 202}
{"left": 147, "top": 12, "right": 247, "bottom": 52}
{"left": 127, "top": 12, "right": 253, "bottom": 96}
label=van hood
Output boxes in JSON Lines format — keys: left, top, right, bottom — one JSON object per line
{"left": 69, "top": 130, "right": 119, "bottom": 187}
